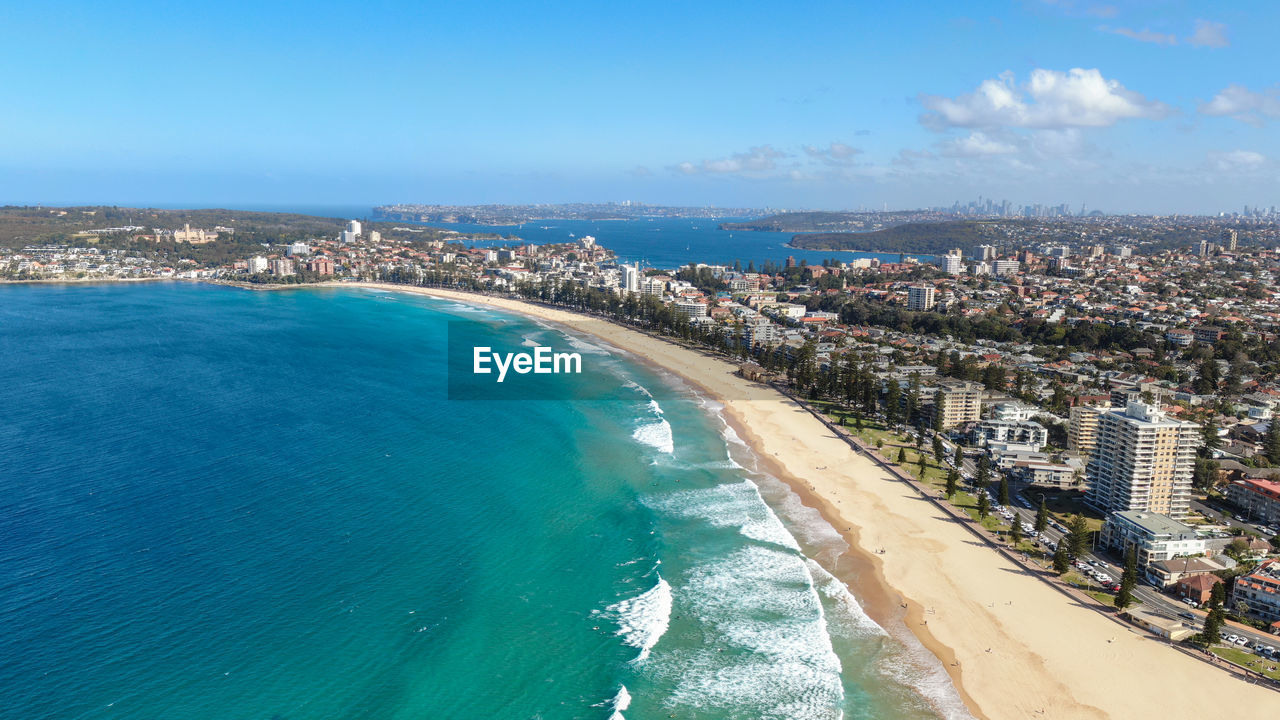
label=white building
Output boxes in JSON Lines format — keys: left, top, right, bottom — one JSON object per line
{"left": 286, "top": 242, "right": 310, "bottom": 257}
{"left": 906, "top": 285, "right": 936, "bottom": 311}
{"left": 993, "top": 260, "right": 1021, "bottom": 277}
{"left": 941, "top": 249, "right": 964, "bottom": 276}
{"left": 348, "top": 220, "right": 362, "bottom": 236}
{"left": 674, "top": 299, "right": 709, "bottom": 319}
{"left": 621, "top": 264, "right": 640, "bottom": 293}
{"left": 1100, "top": 510, "right": 1206, "bottom": 571}
{"left": 247, "top": 256, "right": 268, "bottom": 274}
{"left": 972, "top": 420, "right": 1049, "bottom": 450}
{"left": 1086, "top": 401, "right": 1201, "bottom": 519}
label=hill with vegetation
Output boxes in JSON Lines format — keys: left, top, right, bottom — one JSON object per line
{"left": 790, "top": 221, "right": 1005, "bottom": 254}
{"left": 719, "top": 210, "right": 923, "bottom": 233}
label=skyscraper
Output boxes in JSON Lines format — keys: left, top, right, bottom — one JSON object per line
{"left": 1086, "top": 401, "right": 1201, "bottom": 519}
{"left": 348, "top": 220, "right": 362, "bottom": 237}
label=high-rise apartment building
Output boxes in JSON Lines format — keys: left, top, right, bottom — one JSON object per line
{"left": 1086, "top": 401, "right": 1201, "bottom": 519}
{"left": 941, "top": 249, "right": 964, "bottom": 275}
{"left": 906, "top": 285, "right": 936, "bottom": 311}
{"left": 1223, "top": 228, "right": 1238, "bottom": 251}
{"left": 621, "top": 264, "right": 640, "bottom": 293}
{"left": 348, "top": 220, "right": 362, "bottom": 237}
{"left": 1069, "top": 404, "right": 1104, "bottom": 456}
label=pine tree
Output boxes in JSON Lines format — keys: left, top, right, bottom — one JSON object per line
{"left": 953, "top": 444, "right": 964, "bottom": 469}
{"left": 998, "top": 477, "right": 1010, "bottom": 507}
{"left": 1010, "top": 514, "right": 1023, "bottom": 545}
{"left": 1053, "top": 546, "right": 1071, "bottom": 573}
{"left": 1265, "top": 420, "right": 1280, "bottom": 465}
{"left": 1115, "top": 546, "right": 1137, "bottom": 610}
{"left": 917, "top": 452, "right": 928, "bottom": 476}
{"left": 1034, "top": 498, "right": 1049, "bottom": 535}
{"left": 897, "top": 447, "right": 908, "bottom": 464}
{"left": 933, "top": 436, "right": 945, "bottom": 462}
{"left": 1200, "top": 418, "right": 1221, "bottom": 454}
{"left": 884, "top": 381, "right": 901, "bottom": 426}
{"left": 1065, "top": 514, "right": 1092, "bottom": 560}
{"left": 932, "top": 390, "right": 946, "bottom": 432}
{"left": 977, "top": 491, "right": 991, "bottom": 519}
{"left": 945, "top": 468, "right": 959, "bottom": 499}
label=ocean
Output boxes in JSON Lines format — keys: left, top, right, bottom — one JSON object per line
{"left": 407, "top": 217, "right": 934, "bottom": 270}
{"left": 0, "top": 282, "right": 967, "bottom": 719}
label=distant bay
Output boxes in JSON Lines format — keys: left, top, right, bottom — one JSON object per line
{"left": 417, "top": 217, "right": 937, "bottom": 269}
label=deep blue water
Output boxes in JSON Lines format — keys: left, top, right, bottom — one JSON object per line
{"left": 411, "top": 217, "right": 934, "bottom": 270}
{"left": 0, "top": 282, "right": 964, "bottom": 719}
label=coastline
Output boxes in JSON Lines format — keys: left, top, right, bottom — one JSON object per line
{"left": 330, "top": 282, "right": 1280, "bottom": 719}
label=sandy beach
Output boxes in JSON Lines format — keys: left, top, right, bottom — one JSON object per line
{"left": 350, "top": 282, "right": 1278, "bottom": 719}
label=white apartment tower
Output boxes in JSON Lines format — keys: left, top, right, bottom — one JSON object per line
{"left": 621, "top": 264, "right": 640, "bottom": 293}
{"left": 348, "top": 220, "right": 362, "bottom": 237}
{"left": 941, "top": 248, "right": 964, "bottom": 275}
{"left": 906, "top": 285, "right": 936, "bottom": 311}
{"left": 1086, "top": 401, "right": 1201, "bottom": 519}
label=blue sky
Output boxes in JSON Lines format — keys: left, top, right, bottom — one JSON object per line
{"left": 1, "top": 0, "right": 1276, "bottom": 213}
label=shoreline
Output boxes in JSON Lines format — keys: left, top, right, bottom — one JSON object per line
{"left": 326, "top": 282, "right": 1280, "bottom": 719}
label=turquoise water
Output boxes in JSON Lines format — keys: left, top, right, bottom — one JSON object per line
{"left": 0, "top": 283, "right": 965, "bottom": 719}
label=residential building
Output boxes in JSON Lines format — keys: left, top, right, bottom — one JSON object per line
{"left": 1192, "top": 326, "right": 1224, "bottom": 345}
{"left": 621, "top": 264, "right": 640, "bottom": 293}
{"left": 906, "top": 285, "right": 936, "bottom": 311}
{"left": 286, "top": 241, "right": 310, "bottom": 257}
{"left": 1086, "top": 401, "right": 1201, "bottom": 519}
{"left": 1099, "top": 511, "right": 1206, "bottom": 572}
{"left": 1011, "top": 459, "right": 1077, "bottom": 488}
{"left": 931, "top": 379, "right": 983, "bottom": 429}
{"left": 1164, "top": 328, "right": 1195, "bottom": 347}
{"left": 1149, "top": 556, "right": 1232, "bottom": 588}
{"left": 348, "top": 220, "right": 362, "bottom": 236}
{"left": 1223, "top": 228, "right": 1238, "bottom": 252}
{"left": 308, "top": 257, "right": 335, "bottom": 275}
{"left": 1068, "top": 404, "right": 1104, "bottom": 456}
{"left": 268, "top": 258, "right": 295, "bottom": 276}
{"left": 247, "top": 256, "right": 268, "bottom": 274}
{"left": 1225, "top": 477, "right": 1280, "bottom": 524}
{"left": 941, "top": 249, "right": 964, "bottom": 276}
{"left": 1174, "top": 573, "right": 1224, "bottom": 605}
{"left": 993, "top": 259, "right": 1021, "bottom": 276}
{"left": 673, "top": 299, "right": 709, "bottom": 319}
{"left": 1231, "top": 559, "right": 1280, "bottom": 628}
{"left": 972, "top": 419, "right": 1049, "bottom": 450}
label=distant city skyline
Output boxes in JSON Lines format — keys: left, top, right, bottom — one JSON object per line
{"left": 3, "top": 1, "right": 1278, "bottom": 214}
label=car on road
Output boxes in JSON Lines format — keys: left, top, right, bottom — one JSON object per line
{"left": 1235, "top": 636, "right": 1249, "bottom": 646}
{"left": 1182, "top": 597, "right": 1198, "bottom": 606}
{"left": 1226, "top": 634, "right": 1240, "bottom": 643}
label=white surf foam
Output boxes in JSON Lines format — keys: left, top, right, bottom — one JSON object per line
{"left": 608, "top": 685, "right": 632, "bottom": 720}
{"left": 605, "top": 575, "right": 673, "bottom": 663}
{"left": 653, "top": 544, "right": 845, "bottom": 720}
{"left": 632, "top": 419, "right": 674, "bottom": 454}
{"left": 646, "top": 480, "right": 801, "bottom": 551}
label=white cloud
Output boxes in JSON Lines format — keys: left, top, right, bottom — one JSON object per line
{"left": 1187, "top": 19, "right": 1229, "bottom": 48}
{"left": 1199, "top": 84, "right": 1280, "bottom": 126}
{"left": 1206, "top": 150, "right": 1267, "bottom": 172}
{"left": 920, "top": 68, "right": 1170, "bottom": 130}
{"left": 938, "top": 132, "right": 1019, "bottom": 157}
{"left": 802, "top": 142, "right": 861, "bottom": 166}
{"left": 1097, "top": 25, "right": 1177, "bottom": 45}
{"left": 673, "top": 145, "right": 788, "bottom": 175}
